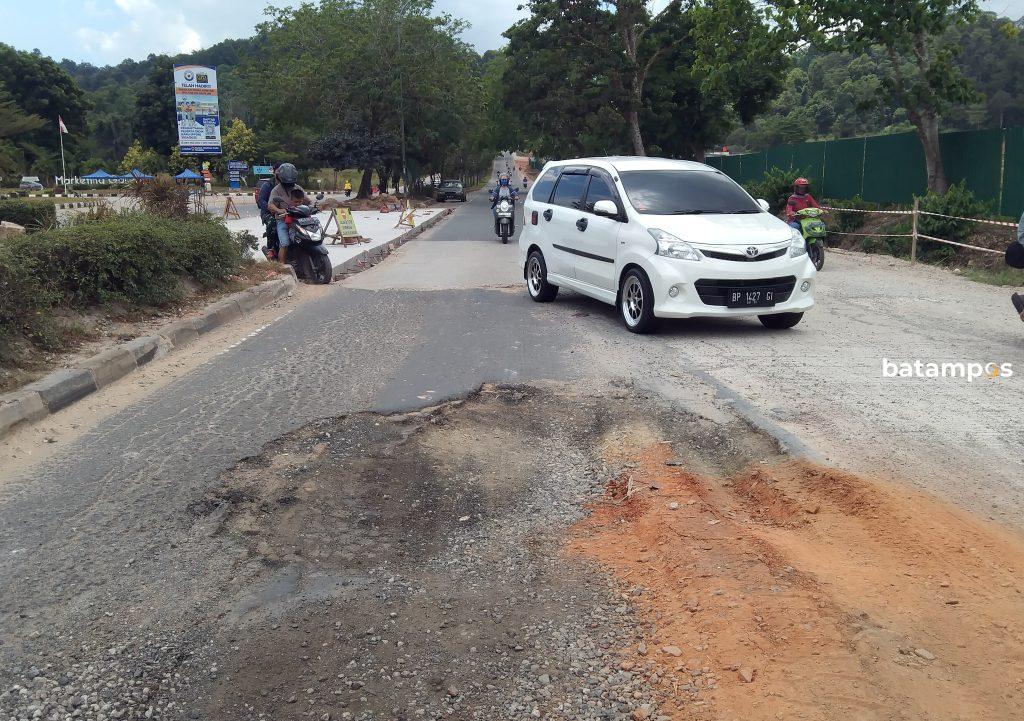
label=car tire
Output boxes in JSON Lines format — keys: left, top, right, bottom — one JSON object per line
{"left": 759, "top": 312, "right": 803, "bottom": 329}
{"left": 620, "top": 268, "right": 658, "bottom": 334}
{"left": 526, "top": 250, "right": 558, "bottom": 302}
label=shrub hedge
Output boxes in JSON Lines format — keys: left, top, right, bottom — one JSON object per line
{"left": 0, "top": 199, "right": 57, "bottom": 230}
{"left": 1, "top": 213, "right": 248, "bottom": 352}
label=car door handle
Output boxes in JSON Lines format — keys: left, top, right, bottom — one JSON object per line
{"left": 543, "top": 209, "right": 553, "bottom": 222}
{"left": 576, "top": 217, "right": 588, "bottom": 231}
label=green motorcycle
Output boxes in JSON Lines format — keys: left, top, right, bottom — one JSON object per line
{"left": 794, "top": 207, "right": 827, "bottom": 271}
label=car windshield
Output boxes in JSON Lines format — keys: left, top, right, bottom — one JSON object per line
{"left": 619, "top": 170, "right": 761, "bottom": 215}
{"left": 442, "top": 181, "right": 461, "bottom": 188}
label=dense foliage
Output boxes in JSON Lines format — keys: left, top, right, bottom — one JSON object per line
{"left": 503, "top": 0, "right": 788, "bottom": 160}
{"left": 730, "top": 13, "right": 1024, "bottom": 152}
{"left": 0, "top": 199, "right": 57, "bottom": 229}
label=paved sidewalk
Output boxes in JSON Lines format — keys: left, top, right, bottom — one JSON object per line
{"left": 225, "top": 206, "right": 446, "bottom": 273}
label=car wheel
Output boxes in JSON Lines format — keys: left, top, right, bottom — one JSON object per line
{"left": 759, "top": 312, "right": 803, "bottom": 329}
{"left": 526, "top": 250, "right": 558, "bottom": 302}
{"left": 620, "top": 268, "right": 658, "bottom": 334}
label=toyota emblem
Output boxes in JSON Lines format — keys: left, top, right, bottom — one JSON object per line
{"left": 745, "top": 246, "right": 760, "bottom": 257}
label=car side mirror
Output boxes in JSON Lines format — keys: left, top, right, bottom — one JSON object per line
{"left": 756, "top": 199, "right": 770, "bottom": 212}
{"left": 592, "top": 199, "right": 619, "bottom": 219}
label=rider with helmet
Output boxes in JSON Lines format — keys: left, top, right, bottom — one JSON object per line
{"left": 267, "top": 163, "right": 311, "bottom": 266}
{"left": 786, "top": 177, "right": 820, "bottom": 230}
{"left": 491, "top": 172, "right": 519, "bottom": 235}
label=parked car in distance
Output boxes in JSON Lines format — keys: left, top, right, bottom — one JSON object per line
{"left": 519, "top": 156, "right": 816, "bottom": 333}
{"left": 434, "top": 179, "right": 466, "bottom": 202}
{"left": 19, "top": 178, "right": 43, "bottom": 191}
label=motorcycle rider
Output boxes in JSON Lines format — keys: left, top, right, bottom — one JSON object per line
{"left": 491, "top": 173, "right": 519, "bottom": 235}
{"left": 267, "top": 163, "right": 311, "bottom": 266}
{"left": 1010, "top": 210, "right": 1024, "bottom": 322}
{"left": 786, "top": 178, "right": 820, "bottom": 230}
{"left": 256, "top": 163, "right": 281, "bottom": 257}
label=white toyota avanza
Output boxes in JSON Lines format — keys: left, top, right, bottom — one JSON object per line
{"left": 518, "top": 157, "right": 816, "bottom": 333}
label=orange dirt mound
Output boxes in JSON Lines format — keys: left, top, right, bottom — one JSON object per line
{"left": 569, "top": 448, "right": 1024, "bottom": 721}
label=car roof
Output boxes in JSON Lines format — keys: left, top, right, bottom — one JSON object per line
{"left": 545, "top": 156, "right": 715, "bottom": 173}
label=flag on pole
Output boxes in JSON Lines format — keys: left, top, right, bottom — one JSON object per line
{"left": 58, "top": 116, "right": 68, "bottom": 134}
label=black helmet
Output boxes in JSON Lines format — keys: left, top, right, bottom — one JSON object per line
{"left": 277, "top": 163, "right": 298, "bottom": 185}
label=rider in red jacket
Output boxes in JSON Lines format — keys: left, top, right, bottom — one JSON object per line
{"left": 786, "top": 178, "right": 819, "bottom": 229}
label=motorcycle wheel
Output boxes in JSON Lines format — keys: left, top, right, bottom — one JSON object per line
{"left": 809, "top": 242, "right": 825, "bottom": 271}
{"left": 312, "top": 253, "right": 333, "bottom": 284}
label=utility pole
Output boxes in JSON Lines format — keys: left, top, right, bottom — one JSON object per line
{"left": 398, "top": 0, "right": 409, "bottom": 197}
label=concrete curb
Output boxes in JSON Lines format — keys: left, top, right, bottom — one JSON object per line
{"left": 0, "top": 273, "right": 297, "bottom": 438}
{"left": 331, "top": 208, "right": 454, "bottom": 279}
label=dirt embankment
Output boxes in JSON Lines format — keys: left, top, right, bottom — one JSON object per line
{"left": 571, "top": 440, "right": 1024, "bottom": 720}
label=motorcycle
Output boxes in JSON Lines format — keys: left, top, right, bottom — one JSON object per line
{"left": 261, "top": 194, "right": 333, "bottom": 284}
{"left": 794, "top": 207, "right": 827, "bottom": 271}
{"left": 492, "top": 193, "right": 515, "bottom": 243}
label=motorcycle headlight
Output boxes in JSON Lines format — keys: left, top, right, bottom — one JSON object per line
{"left": 649, "top": 229, "right": 700, "bottom": 261}
{"left": 498, "top": 200, "right": 511, "bottom": 212}
{"left": 788, "top": 229, "right": 807, "bottom": 258}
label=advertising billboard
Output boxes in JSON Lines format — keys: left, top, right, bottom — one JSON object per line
{"left": 174, "top": 65, "right": 221, "bottom": 155}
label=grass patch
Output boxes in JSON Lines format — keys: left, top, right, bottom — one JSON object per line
{"left": 964, "top": 266, "right": 1024, "bottom": 286}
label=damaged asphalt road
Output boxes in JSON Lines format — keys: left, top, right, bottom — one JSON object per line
{"left": 4, "top": 178, "right": 1024, "bottom": 721}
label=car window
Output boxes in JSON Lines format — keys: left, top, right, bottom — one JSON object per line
{"left": 531, "top": 168, "right": 560, "bottom": 204}
{"left": 584, "top": 173, "right": 617, "bottom": 213}
{"left": 550, "top": 173, "right": 588, "bottom": 209}
{"left": 619, "top": 170, "right": 761, "bottom": 215}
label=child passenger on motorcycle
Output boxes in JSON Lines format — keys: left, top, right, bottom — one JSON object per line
{"left": 786, "top": 178, "right": 820, "bottom": 230}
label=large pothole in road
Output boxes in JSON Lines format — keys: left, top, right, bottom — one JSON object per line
{"left": 184, "top": 382, "right": 778, "bottom": 721}
{"left": 181, "top": 382, "right": 1024, "bottom": 721}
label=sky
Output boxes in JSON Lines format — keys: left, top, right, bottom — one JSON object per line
{"left": 2, "top": 0, "right": 1023, "bottom": 67}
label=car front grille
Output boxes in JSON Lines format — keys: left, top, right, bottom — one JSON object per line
{"left": 693, "top": 276, "right": 797, "bottom": 306}
{"left": 698, "top": 247, "right": 787, "bottom": 262}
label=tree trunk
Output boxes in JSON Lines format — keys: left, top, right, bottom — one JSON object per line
{"left": 357, "top": 166, "right": 374, "bottom": 199}
{"left": 626, "top": 108, "right": 645, "bottom": 157}
{"left": 913, "top": 110, "right": 948, "bottom": 194}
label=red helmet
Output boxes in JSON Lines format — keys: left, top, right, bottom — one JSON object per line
{"left": 794, "top": 177, "right": 810, "bottom": 188}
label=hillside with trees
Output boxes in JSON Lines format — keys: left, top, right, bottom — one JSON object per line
{"left": 728, "top": 11, "right": 1024, "bottom": 152}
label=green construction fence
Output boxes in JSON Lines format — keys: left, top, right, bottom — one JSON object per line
{"left": 707, "top": 126, "right": 1024, "bottom": 216}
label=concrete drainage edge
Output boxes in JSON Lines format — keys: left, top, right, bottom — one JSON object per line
{"left": 331, "top": 207, "right": 453, "bottom": 279}
{"left": 0, "top": 273, "right": 297, "bottom": 438}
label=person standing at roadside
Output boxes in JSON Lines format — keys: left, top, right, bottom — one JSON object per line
{"left": 1009, "top": 211, "right": 1024, "bottom": 322}
{"left": 344, "top": 179, "right": 352, "bottom": 197}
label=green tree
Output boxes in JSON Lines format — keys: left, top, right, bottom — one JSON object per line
{"left": 505, "top": 0, "right": 787, "bottom": 159}
{"left": 772, "top": 0, "right": 980, "bottom": 193}
{"left": 119, "top": 139, "right": 164, "bottom": 174}
{"left": 0, "top": 44, "right": 88, "bottom": 176}
{"left": 133, "top": 56, "right": 178, "bottom": 155}
{"left": 223, "top": 118, "right": 257, "bottom": 163}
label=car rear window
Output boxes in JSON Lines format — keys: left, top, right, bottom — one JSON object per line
{"left": 619, "top": 170, "right": 760, "bottom": 215}
{"left": 531, "top": 168, "right": 560, "bottom": 203}
{"left": 550, "top": 173, "right": 588, "bottom": 209}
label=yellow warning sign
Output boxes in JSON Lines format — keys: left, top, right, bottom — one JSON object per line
{"left": 334, "top": 207, "right": 360, "bottom": 237}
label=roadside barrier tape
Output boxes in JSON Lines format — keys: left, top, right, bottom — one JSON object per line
{"left": 822, "top": 205, "right": 1017, "bottom": 228}
{"left": 916, "top": 211, "right": 1018, "bottom": 228}
{"left": 916, "top": 234, "right": 1005, "bottom": 254}
{"left": 820, "top": 206, "right": 912, "bottom": 215}
{"left": 827, "top": 231, "right": 914, "bottom": 238}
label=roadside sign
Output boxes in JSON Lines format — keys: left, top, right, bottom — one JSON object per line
{"left": 334, "top": 207, "right": 360, "bottom": 237}
{"left": 227, "top": 160, "right": 248, "bottom": 171}
{"left": 253, "top": 165, "right": 272, "bottom": 176}
{"left": 174, "top": 65, "right": 221, "bottom": 155}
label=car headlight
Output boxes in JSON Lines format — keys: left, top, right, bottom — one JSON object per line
{"left": 649, "top": 229, "right": 701, "bottom": 261}
{"left": 788, "top": 229, "right": 807, "bottom": 258}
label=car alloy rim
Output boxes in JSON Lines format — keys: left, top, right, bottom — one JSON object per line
{"left": 623, "top": 276, "right": 643, "bottom": 325}
{"left": 528, "top": 257, "right": 543, "bottom": 295}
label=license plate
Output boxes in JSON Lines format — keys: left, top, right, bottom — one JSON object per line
{"left": 726, "top": 289, "right": 776, "bottom": 308}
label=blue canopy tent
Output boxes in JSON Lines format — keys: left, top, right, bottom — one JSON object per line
{"left": 127, "top": 168, "right": 155, "bottom": 180}
{"left": 174, "top": 169, "right": 202, "bottom": 180}
{"left": 81, "top": 169, "right": 116, "bottom": 180}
